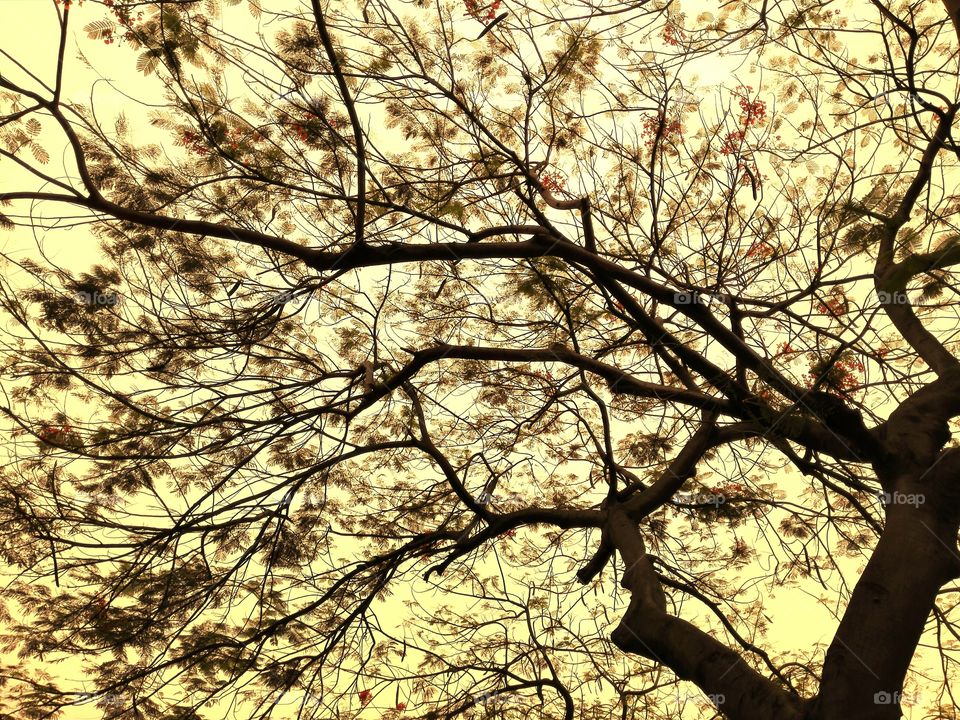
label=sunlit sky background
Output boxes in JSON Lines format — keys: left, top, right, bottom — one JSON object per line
{"left": 0, "top": 0, "right": 952, "bottom": 717}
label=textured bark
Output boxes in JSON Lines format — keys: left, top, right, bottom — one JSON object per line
{"left": 604, "top": 373, "right": 960, "bottom": 720}
{"left": 606, "top": 504, "right": 807, "bottom": 720}
{"left": 946, "top": 0, "right": 960, "bottom": 41}
{"left": 812, "top": 499, "right": 960, "bottom": 719}
{"left": 811, "top": 386, "right": 960, "bottom": 719}
{"left": 609, "top": 456, "right": 960, "bottom": 720}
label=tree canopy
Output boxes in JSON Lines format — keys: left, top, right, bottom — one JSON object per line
{"left": 3, "top": 0, "right": 960, "bottom": 718}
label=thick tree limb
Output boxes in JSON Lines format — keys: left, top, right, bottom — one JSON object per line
{"left": 874, "top": 107, "right": 960, "bottom": 376}
{"left": 815, "top": 499, "right": 960, "bottom": 719}
{"left": 606, "top": 504, "right": 806, "bottom": 720}
{"left": 354, "top": 343, "right": 733, "bottom": 416}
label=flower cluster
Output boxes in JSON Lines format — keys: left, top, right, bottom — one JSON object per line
{"left": 54, "top": 0, "right": 83, "bottom": 8}
{"left": 100, "top": 0, "right": 144, "bottom": 45}
{"left": 816, "top": 291, "right": 848, "bottom": 317}
{"left": 745, "top": 239, "right": 774, "bottom": 259}
{"left": 291, "top": 122, "right": 311, "bottom": 144}
{"left": 290, "top": 110, "right": 344, "bottom": 144}
{"left": 753, "top": 387, "right": 778, "bottom": 404}
{"left": 38, "top": 423, "right": 72, "bottom": 440}
{"left": 807, "top": 351, "right": 864, "bottom": 393}
{"left": 641, "top": 112, "right": 683, "bottom": 148}
{"left": 715, "top": 482, "right": 746, "bottom": 495}
{"left": 736, "top": 86, "right": 767, "bottom": 127}
{"left": 719, "top": 130, "right": 745, "bottom": 156}
{"left": 719, "top": 88, "right": 767, "bottom": 157}
{"left": 540, "top": 173, "right": 565, "bottom": 194}
{"left": 37, "top": 423, "right": 81, "bottom": 449}
{"left": 222, "top": 126, "right": 263, "bottom": 155}
{"left": 662, "top": 23, "right": 686, "bottom": 46}
{"left": 464, "top": 0, "right": 502, "bottom": 21}
{"left": 178, "top": 130, "right": 208, "bottom": 156}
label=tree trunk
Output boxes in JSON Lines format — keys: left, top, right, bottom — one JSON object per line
{"left": 811, "top": 474, "right": 960, "bottom": 719}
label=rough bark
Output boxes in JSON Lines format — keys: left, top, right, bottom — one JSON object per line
{"left": 604, "top": 375, "right": 960, "bottom": 719}
{"left": 607, "top": 504, "right": 807, "bottom": 720}
{"left": 813, "top": 498, "right": 960, "bottom": 719}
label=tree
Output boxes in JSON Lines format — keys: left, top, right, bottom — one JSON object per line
{"left": 2, "top": 0, "right": 960, "bottom": 717}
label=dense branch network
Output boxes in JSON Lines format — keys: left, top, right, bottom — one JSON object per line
{"left": 3, "top": 1, "right": 960, "bottom": 720}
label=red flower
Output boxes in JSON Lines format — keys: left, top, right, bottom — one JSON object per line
{"left": 99, "top": 0, "right": 143, "bottom": 45}
{"left": 806, "top": 350, "right": 863, "bottom": 393}
{"left": 662, "top": 23, "right": 686, "bottom": 46}
{"left": 738, "top": 99, "right": 767, "bottom": 127}
{"left": 463, "top": 0, "right": 502, "bottom": 20}
{"left": 359, "top": 690, "right": 372, "bottom": 705}
{"left": 39, "top": 423, "right": 72, "bottom": 440}
{"left": 464, "top": 0, "right": 487, "bottom": 20}
{"left": 720, "top": 130, "right": 745, "bottom": 155}
{"left": 717, "top": 88, "right": 767, "bottom": 160}
{"left": 396, "top": 702, "right": 406, "bottom": 711}
{"left": 541, "top": 173, "right": 565, "bottom": 193}
{"left": 641, "top": 112, "right": 683, "bottom": 148}
{"left": 817, "top": 296, "right": 847, "bottom": 317}
{"left": 179, "top": 130, "right": 208, "bottom": 156}
{"left": 745, "top": 240, "right": 773, "bottom": 259}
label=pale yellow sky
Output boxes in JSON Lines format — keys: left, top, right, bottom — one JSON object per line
{"left": 0, "top": 1, "right": 956, "bottom": 719}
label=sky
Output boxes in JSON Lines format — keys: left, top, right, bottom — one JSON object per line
{"left": 0, "top": 0, "right": 954, "bottom": 718}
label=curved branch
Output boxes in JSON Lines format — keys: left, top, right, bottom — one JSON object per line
{"left": 606, "top": 503, "right": 805, "bottom": 720}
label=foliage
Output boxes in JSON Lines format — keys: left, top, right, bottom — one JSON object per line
{"left": 2, "top": 1, "right": 960, "bottom": 719}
